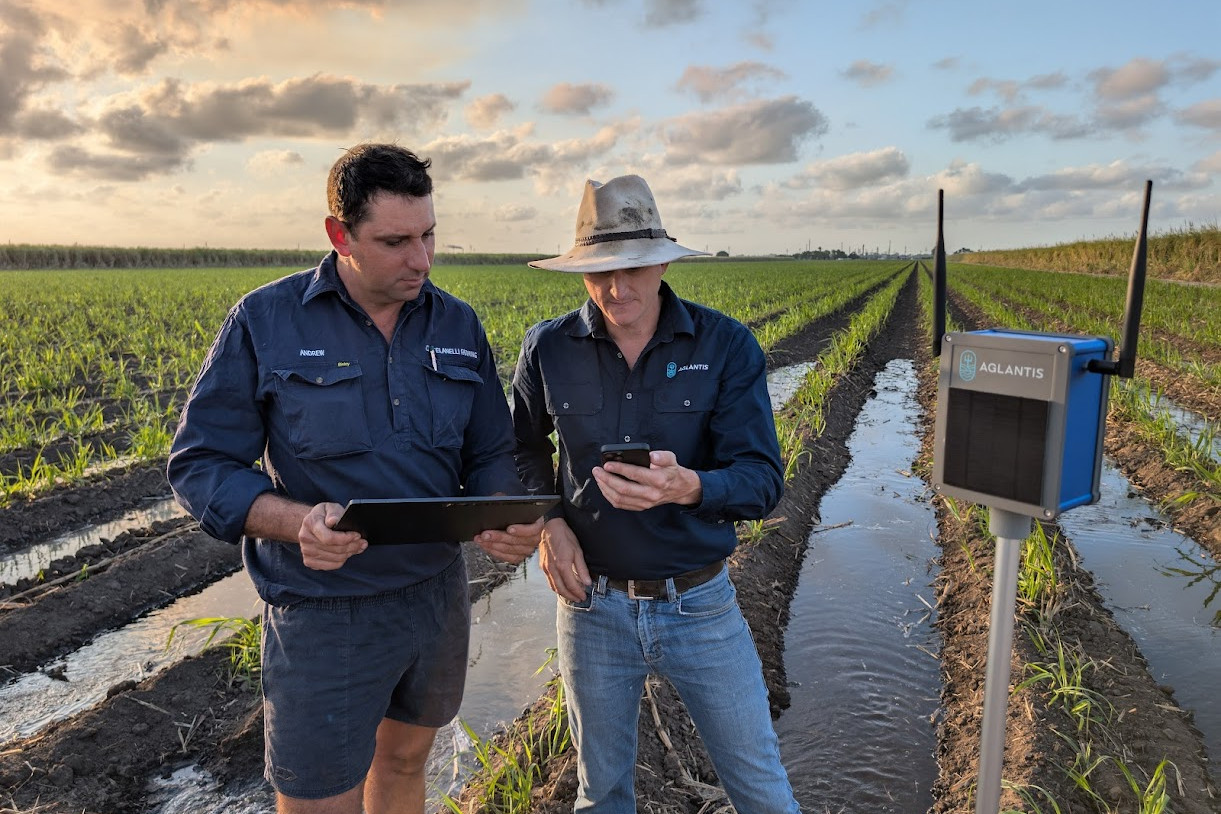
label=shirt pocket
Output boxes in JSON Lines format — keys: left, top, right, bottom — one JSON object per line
{"left": 651, "top": 381, "right": 719, "bottom": 457}
{"left": 272, "top": 364, "right": 373, "bottom": 460}
{"left": 653, "top": 382, "right": 718, "bottom": 415}
{"left": 423, "top": 361, "right": 484, "bottom": 448}
{"left": 544, "top": 381, "right": 603, "bottom": 417}
{"left": 543, "top": 381, "right": 604, "bottom": 508}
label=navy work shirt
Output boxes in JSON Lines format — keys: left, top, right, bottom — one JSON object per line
{"left": 511, "top": 281, "right": 783, "bottom": 580}
{"left": 168, "top": 252, "right": 523, "bottom": 606}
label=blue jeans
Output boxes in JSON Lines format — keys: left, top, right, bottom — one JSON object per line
{"left": 557, "top": 567, "right": 800, "bottom": 814}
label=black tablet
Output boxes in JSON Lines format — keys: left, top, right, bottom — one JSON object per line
{"left": 333, "top": 495, "right": 560, "bottom": 545}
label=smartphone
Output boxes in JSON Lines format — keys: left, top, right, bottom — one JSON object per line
{"left": 600, "top": 442, "right": 652, "bottom": 468}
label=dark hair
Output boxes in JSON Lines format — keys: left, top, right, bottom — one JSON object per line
{"left": 327, "top": 143, "right": 433, "bottom": 230}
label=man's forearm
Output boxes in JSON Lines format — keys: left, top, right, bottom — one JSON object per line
{"left": 244, "top": 492, "right": 311, "bottom": 544}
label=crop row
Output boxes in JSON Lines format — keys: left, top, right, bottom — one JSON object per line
{"left": 0, "top": 262, "right": 904, "bottom": 504}
{"left": 955, "top": 223, "right": 1221, "bottom": 284}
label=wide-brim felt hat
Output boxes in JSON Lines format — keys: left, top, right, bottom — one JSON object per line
{"left": 529, "top": 175, "right": 708, "bottom": 273}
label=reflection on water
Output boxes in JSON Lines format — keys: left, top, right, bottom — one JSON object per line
{"left": 767, "top": 361, "right": 819, "bottom": 411}
{"left": 1057, "top": 466, "right": 1221, "bottom": 765}
{"left": 0, "top": 497, "right": 187, "bottom": 586}
{"left": 1122, "top": 380, "right": 1221, "bottom": 463}
{"left": 776, "top": 359, "right": 941, "bottom": 812}
{"left": 0, "top": 571, "right": 260, "bottom": 745}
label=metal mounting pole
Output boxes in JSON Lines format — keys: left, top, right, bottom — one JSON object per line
{"left": 975, "top": 507, "right": 1031, "bottom": 814}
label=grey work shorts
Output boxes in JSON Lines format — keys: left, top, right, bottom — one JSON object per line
{"left": 260, "top": 554, "right": 470, "bottom": 799}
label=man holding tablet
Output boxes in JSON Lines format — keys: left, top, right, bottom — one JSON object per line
{"left": 168, "top": 143, "right": 542, "bottom": 814}
{"left": 511, "top": 175, "right": 799, "bottom": 813}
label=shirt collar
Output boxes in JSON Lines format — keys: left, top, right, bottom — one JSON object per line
{"left": 302, "top": 250, "right": 436, "bottom": 310}
{"left": 570, "top": 280, "right": 694, "bottom": 342}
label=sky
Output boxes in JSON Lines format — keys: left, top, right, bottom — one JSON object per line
{"left": 0, "top": 0, "right": 1218, "bottom": 258}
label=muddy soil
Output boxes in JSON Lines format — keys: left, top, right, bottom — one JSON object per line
{"left": 0, "top": 267, "right": 1216, "bottom": 813}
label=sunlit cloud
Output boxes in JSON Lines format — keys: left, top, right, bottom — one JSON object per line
{"left": 422, "top": 124, "right": 622, "bottom": 194}
{"left": 493, "top": 203, "right": 537, "bottom": 222}
{"left": 927, "top": 105, "right": 1094, "bottom": 142}
{"left": 246, "top": 149, "right": 305, "bottom": 177}
{"left": 675, "top": 61, "right": 786, "bottom": 103}
{"left": 968, "top": 72, "right": 1067, "bottom": 103}
{"left": 1017, "top": 160, "right": 1185, "bottom": 191}
{"left": 1176, "top": 98, "right": 1221, "bottom": 131}
{"left": 1090, "top": 57, "right": 1171, "bottom": 101}
{"left": 661, "top": 96, "right": 828, "bottom": 165}
{"left": 784, "top": 147, "right": 910, "bottom": 191}
{"left": 652, "top": 167, "right": 743, "bottom": 201}
{"left": 465, "top": 93, "right": 516, "bottom": 130}
{"left": 540, "top": 82, "right": 615, "bottom": 116}
{"left": 841, "top": 60, "right": 894, "bottom": 88}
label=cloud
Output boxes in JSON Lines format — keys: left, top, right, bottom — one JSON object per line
{"left": 645, "top": 0, "right": 702, "bottom": 25}
{"left": 540, "top": 82, "right": 615, "bottom": 116}
{"left": 0, "top": 4, "right": 70, "bottom": 133}
{"left": 785, "top": 147, "right": 910, "bottom": 191}
{"left": 1090, "top": 57, "right": 1170, "bottom": 101}
{"left": 1173, "top": 56, "right": 1220, "bottom": 84}
{"left": 246, "top": 149, "right": 305, "bottom": 177}
{"left": 927, "top": 105, "right": 1093, "bottom": 142}
{"left": 421, "top": 124, "right": 622, "bottom": 193}
{"left": 46, "top": 144, "right": 190, "bottom": 181}
{"left": 126, "top": 75, "right": 467, "bottom": 141}
{"left": 968, "top": 78, "right": 1021, "bottom": 103}
{"left": 968, "top": 72, "right": 1067, "bottom": 104}
{"left": 104, "top": 22, "right": 169, "bottom": 74}
{"left": 661, "top": 96, "right": 828, "bottom": 165}
{"left": 465, "top": 93, "right": 516, "bottom": 130}
{"left": 1016, "top": 160, "right": 1210, "bottom": 193}
{"left": 41, "top": 74, "right": 467, "bottom": 180}
{"left": 745, "top": 32, "right": 773, "bottom": 51}
{"left": 932, "top": 57, "right": 959, "bottom": 71}
{"left": 860, "top": 1, "right": 906, "bottom": 28}
{"left": 1094, "top": 93, "right": 1164, "bottom": 130}
{"left": 931, "top": 160, "right": 1014, "bottom": 197}
{"left": 652, "top": 167, "right": 743, "bottom": 201}
{"left": 841, "top": 60, "right": 893, "bottom": 88}
{"left": 493, "top": 203, "right": 536, "bottom": 222}
{"left": 675, "top": 61, "right": 787, "bottom": 102}
{"left": 1195, "top": 150, "right": 1221, "bottom": 174}
{"left": 13, "top": 107, "right": 82, "bottom": 140}
{"left": 1176, "top": 98, "right": 1221, "bottom": 131}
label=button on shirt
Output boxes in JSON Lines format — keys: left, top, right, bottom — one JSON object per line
{"left": 511, "top": 281, "right": 783, "bottom": 580}
{"left": 168, "top": 252, "right": 522, "bottom": 605}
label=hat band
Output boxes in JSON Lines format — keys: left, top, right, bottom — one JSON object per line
{"left": 573, "top": 228, "right": 675, "bottom": 247}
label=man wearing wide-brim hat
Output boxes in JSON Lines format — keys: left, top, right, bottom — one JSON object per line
{"left": 511, "top": 175, "right": 800, "bottom": 813}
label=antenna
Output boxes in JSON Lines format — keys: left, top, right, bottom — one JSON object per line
{"left": 1088, "top": 180, "right": 1151, "bottom": 379}
{"left": 933, "top": 189, "right": 947, "bottom": 357}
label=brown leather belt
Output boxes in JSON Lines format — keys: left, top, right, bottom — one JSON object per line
{"left": 602, "top": 560, "right": 724, "bottom": 600}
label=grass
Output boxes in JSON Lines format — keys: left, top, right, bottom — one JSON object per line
{"left": 438, "top": 650, "right": 570, "bottom": 814}
{"left": 956, "top": 222, "right": 1220, "bottom": 284}
{"left": 166, "top": 615, "right": 262, "bottom": 688}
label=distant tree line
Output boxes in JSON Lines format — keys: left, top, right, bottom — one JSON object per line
{"left": 791, "top": 248, "right": 856, "bottom": 260}
{"left": 0, "top": 244, "right": 549, "bottom": 270}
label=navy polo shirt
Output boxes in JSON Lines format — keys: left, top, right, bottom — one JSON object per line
{"left": 511, "top": 281, "right": 783, "bottom": 579}
{"left": 168, "top": 252, "right": 523, "bottom": 605}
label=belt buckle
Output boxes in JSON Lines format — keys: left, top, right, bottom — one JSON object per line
{"left": 626, "top": 580, "right": 656, "bottom": 600}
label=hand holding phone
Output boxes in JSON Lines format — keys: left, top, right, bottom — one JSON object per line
{"left": 600, "top": 442, "right": 651, "bottom": 468}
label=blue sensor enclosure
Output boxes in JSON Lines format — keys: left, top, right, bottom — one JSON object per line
{"left": 932, "top": 329, "right": 1114, "bottom": 519}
